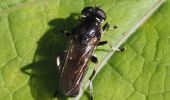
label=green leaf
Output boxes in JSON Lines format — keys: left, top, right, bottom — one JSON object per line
{"left": 81, "top": 0, "right": 170, "bottom": 100}
{"left": 0, "top": 0, "right": 164, "bottom": 100}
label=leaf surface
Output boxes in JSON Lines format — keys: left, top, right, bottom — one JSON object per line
{"left": 0, "top": 0, "right": 164, "bottom": 100}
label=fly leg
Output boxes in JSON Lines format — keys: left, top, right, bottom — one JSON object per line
{"left": 89, "top": 67, "right": 96, "bottom": 100}
{"left": 101, "top": 22, "right": 110, "bottom": 33}
{"left": 101, "top": 23, "right": 125, "bottom": 52}
{"left": 89, "top": 80, "right": 93, "bottom": 100}
{"left": 107, "top": 43, "right": 125, "bottom": 52}
{"left": 91, "top": 55, "right": 98, "bottom": 64}
{"left": 98, "top": 41, "right": 108, "bottom": 46}
{"left": 88, "top": 55, "right": 99, "bottom": 100}
{"left": 101, "top": 22, "right": 118, "bottom": 33}
{"left": 98, "top": 41, "right": 125, "bottom": 52}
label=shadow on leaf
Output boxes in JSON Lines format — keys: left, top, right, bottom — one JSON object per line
{"left": 21, "top": 13, "right": 78, "bottom": 100}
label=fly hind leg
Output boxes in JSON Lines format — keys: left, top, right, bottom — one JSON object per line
{"left": 89, "top": 67, "right": 96, "bottom": 100}
{"left": 89, "top": 54, "right": 99, "bottom": 100}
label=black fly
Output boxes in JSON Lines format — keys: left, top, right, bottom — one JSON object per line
{"left": 56, "top": 6, "right": 122, "bottom": 99}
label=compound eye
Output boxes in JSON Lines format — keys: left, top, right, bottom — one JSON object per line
{"left": 96, "top": 9, "right": 106, "bottom": 20}
{"left": 81, "top": 7, "right": 94, "bottom": 17}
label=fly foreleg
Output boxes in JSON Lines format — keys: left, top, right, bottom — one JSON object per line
{"left": 101, "top": 23, "right": 118, "bottom": 33}
{"left": 101, "top": 22, "right": 110, "bottom": 33}
{"left": 98, "top": 40, "right": 125, "bottom": 52}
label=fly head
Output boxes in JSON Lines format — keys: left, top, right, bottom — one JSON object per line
{"left": 81, "top": 6, "right": 106, "bottom": 24}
